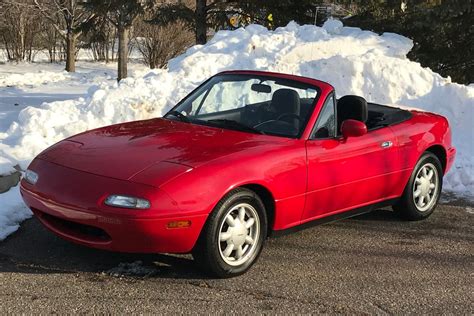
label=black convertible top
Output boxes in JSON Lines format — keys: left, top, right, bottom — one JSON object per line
{"left": 366, "top": 102, "right": 412, "bottom": 130}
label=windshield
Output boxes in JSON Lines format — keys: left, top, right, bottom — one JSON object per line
{"left": 164, "top": 74, "right": 320, "bottom": 138}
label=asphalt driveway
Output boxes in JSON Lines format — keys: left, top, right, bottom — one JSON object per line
{"left": 0, "top": 202, "right": 472, "bottom": 314}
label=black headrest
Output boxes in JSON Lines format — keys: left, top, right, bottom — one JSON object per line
{"left": 337, "top": 95, "right": 368, "bottom": 128}
{"left": 271, "top": 89, "right": 300, "bottom": 114}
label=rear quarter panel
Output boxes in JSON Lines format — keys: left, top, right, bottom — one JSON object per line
{"left": 389, "top": 110, "right": 452, "bottom": 196}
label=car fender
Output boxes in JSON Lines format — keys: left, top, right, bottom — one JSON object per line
{"left": 159, "top": 141, "right": 308, "bottom": 230}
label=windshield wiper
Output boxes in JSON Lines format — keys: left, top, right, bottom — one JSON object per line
{"left": 164, "top": 110, "right": 190, "bottom": 123}
{"left": 206, "top": 119, "right": 265, "bottom": 135}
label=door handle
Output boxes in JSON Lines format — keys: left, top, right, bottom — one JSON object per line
{"left": 381, "top": 141, "right": 393, "bottom": 148}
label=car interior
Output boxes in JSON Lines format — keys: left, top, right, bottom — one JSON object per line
{"left": 195, "top": 91, "right": 412, "bottom": 138}
{"left": 336, "top": 95, "right": 413, "bottom": 134}
{"left": 170, "top": 71, "right": 413, "bottom": 139}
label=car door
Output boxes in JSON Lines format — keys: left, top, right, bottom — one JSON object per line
{"left": 302, "top": 94, "right": 400, "bottom": 222}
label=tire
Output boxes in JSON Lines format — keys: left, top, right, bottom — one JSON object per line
{"left": 393, "top": 152, "right": 443, "bottom": 220}
{"left": 192, "top": 188, "right": 267, "bottom": 278}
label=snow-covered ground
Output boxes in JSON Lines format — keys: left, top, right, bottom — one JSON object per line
{"left": 0, "top": 61, "right": 149, "bottom": 171}
{"left": 0, "top": 61, "right": 149, "bottom": 239}
{"left": 0, "top": 20, "right": 473, "bottom": 240}
{"left": 0, "top": 185, "right": 32, "bottom": 240}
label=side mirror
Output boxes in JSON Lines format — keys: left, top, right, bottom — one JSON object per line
{"left": 341, "top": 119, "right": 367, "bottom": 139}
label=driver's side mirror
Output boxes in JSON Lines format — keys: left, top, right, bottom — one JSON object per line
{"left": 341, "top": 119, "right": 367, "bottom": 139}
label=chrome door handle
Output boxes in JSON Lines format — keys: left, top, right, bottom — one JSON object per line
{"left": 381, "top": 141, "right": 393, "bottom": 148}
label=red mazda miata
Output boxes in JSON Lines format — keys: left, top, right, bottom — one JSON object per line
{"left": 21, "top": 71, "right": 455, "bottom": 277}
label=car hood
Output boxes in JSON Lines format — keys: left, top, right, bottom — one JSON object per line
{"left": 38, "top": 118, "right": 286, "bottom": 183}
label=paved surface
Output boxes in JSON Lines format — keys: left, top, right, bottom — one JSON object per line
{"left": 0, "top": 202, "right": 472, "bottom": 314}
{"left": 0, "top": 171, "right": 20, "bottom": 193}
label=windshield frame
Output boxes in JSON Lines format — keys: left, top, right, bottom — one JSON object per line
{"left": 164, "top": 73, "right": 322, "bottom": 139}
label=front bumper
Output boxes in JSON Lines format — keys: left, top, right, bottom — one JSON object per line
{"left": 21, "top": 184, "right": 207, "bottom": 253}
{"left": 20, "top": 159, "right": 207, "bottom": 254}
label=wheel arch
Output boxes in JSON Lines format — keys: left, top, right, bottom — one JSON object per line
{"left": 240, "top": 183, "right": 276, "bottom": 236}
{"left": 425, "top": 144, "right": 447, "bottom": 174}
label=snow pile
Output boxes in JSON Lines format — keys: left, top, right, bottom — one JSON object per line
{"left": 0, "top": 69, "right": 69, "bottom": 87}
{"left": 0, "top": 185, "right": 32, "bottom": 240}
{"left": 0, "top": 156, "right": 16, "bottom": 175}
{"left": 0, "top": 20, "right": 473, "bottom": 196}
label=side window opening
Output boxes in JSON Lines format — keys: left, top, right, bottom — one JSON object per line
{"left": 312, "top": 94, "right": 336, "bottom": 139}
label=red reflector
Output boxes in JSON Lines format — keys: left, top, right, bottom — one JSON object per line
{"left": 167, "top": 220, "right": 192, "bottom": 229}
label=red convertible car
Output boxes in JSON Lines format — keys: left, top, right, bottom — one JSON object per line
{"left": 20, "top": 71, "right": 455, "bottom": 277}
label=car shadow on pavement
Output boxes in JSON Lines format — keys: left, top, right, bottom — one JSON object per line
{"left": 0, "top": 208, "right": 408, "bottom": 279}
{"left": 0, "top": 217, "right": 207, "bottom": 279}
{"left": 349, "top": 208, "right": 403, "bottom": 221}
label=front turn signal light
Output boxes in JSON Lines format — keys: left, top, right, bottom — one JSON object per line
{"left": 167, "top": 220, "right": 192, "bottom": 229}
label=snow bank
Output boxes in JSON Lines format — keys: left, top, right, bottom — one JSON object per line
{"left": 0, "top": 185, "right": 32, "bottom": 240}
{"left": 0, "top": 69, "right": 69, "bottom": 87}
{"left": 0, "top": 156, "right": 16, "bottom": 175}
{"left": 0, "top": 20, "right": 473, "bottom": 197}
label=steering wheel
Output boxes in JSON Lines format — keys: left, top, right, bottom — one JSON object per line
{"left": 253, "top": 119, "right": 281, "bottom": 129}
{"left": 252, "top": 119, "right": 299, "bottom": 137}
{"left": 254, "top": 113, "right": 302, "bottom": 129}
{"left": 277, "top": 113, "right": 303, "bottom": 122}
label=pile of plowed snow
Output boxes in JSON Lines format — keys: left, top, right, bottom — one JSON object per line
{"left": 0, "top": 20, "right": 473, "bottom": 196}
{"left": 0, "top": 69, "right": 69, "bottom": 87}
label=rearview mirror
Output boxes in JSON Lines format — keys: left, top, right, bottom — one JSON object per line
{"left": 341, "top": 119, "right": 367, "bottom": 139}
{"left": 251, "top": 83, "right": 272, "bottom": 93}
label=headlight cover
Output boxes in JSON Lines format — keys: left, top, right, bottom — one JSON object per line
{"left": 104, "top": 195, "right": 151, "bottom": 209}
{"left": 25, "top": 170, "right": 39, "bottom": 185}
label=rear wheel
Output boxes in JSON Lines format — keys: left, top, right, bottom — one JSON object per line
{"left": 393, "top": 152, "right": 443, "bottom": 220}
{"left": 192, "top": 188, "right": 267, "bottom": 278}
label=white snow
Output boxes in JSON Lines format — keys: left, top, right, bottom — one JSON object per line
{"left": 0, "top": 20, "right": 473, "bottom": 240}
{"left": 0, "top": 61, "right": 148, "bottom": 240}
{"left": 0, "top": 156, "right": 16, "bottom": 175}
{"left": 0, "top": 184, "right": 32, "bottom": 240}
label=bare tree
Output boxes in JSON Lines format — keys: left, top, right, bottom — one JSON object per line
{"left": 37, "top": 12, "right": 62, "bottom": 62}
{"left": 34, "top": 0, "right": 92, "bottom": 72}
{"left": 0, "top": 0, "right": 40, "bottom": 62}
{"left": 134, "top": 19, "right": 193, "bottom": 69}
{"left": 84, "top": 0, "right": 153, "bottom": 81}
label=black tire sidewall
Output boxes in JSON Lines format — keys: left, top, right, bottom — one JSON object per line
{"left": 194, "top": 189, "right": 267, "bottom": 278}
{"left": 397, "top": 152, "right": 443, "bottom": 220}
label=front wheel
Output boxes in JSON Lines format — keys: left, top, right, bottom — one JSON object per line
{"left": 192, "top": 188, "right": 267, "bottom": 278}
{"left": 393, "top": 152, "right": 443, "bottom": 220}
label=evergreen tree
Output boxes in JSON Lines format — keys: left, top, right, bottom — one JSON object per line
{"left": 344, "top": 0, "right": 473, "bottom": 84}
{"left": 152, "top": 0, "right": 322, "bottom": 45}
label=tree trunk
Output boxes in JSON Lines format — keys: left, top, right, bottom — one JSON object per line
{"left": 105, "top": 40, "right": 109, "bottom": 64}
{"left": 195, "top": 0, "right": 207, "bottom": 45}
{"left": 19, "top": 12, "right": 26, "bottom": 61}
{"left": 65, "top": 34, "right": 76, "bottom": 72}
{"left": 111, "top": 32, "right": 115, "bottom": 62}
{"left": 117, "top": 26, "right": 129, "bottom": 81}
{"left": 3, "top": 35, "right": 12, "bottom": 60}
